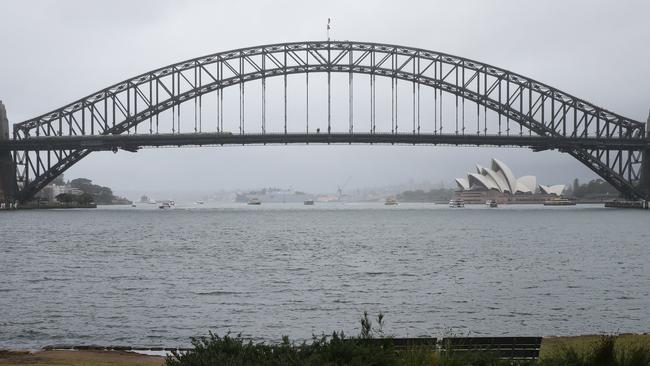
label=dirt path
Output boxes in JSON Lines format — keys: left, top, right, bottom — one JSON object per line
{"left": 0, "top": 350, "right": 164, "bottom": 366}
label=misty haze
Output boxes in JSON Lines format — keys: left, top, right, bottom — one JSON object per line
{"left": 0, "top": 1, "right": 649, "bottom": 365}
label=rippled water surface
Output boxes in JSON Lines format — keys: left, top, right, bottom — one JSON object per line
{"left": 1, "top": 203, "right": 648, "bottom": 349}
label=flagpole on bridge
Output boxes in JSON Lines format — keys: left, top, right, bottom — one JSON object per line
{"left": 327, "top": 18, "right": 330, "bottom": 42}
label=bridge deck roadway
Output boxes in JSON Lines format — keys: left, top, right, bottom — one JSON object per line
{"left": 0, "top": 133, "right": 648, "bottom": 151}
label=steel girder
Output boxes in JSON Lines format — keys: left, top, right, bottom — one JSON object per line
{"left": 3, "top": 133, "right": 647, "bottom": 151}
{"left": 8, "top": 41, "right": 649, "bottom": 202}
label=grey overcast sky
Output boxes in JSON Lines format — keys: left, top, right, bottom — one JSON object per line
{"left": 1, "top": 0, "right": 649, "bottom": 197}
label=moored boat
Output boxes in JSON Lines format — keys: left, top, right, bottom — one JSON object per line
{"left": 449, "top": 199, "right": 465, "bottom": 208}
{"left": 303, "top": 200, "right": 314, "bottom": 205}
{"left": 158, "top": 200, "right": 175, "bottom": 209}
{"left": 486, "top": 199, "right": 498, "bottom": 208}
{"left": 247, "top": 198, "right": 262, "bottom": 205}
{"left": 384, "top": 196, "right": 399, "bottom": 206}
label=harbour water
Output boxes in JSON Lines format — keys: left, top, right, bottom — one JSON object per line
{"left": 0, "top": 203, "right": 648, "bottom": 349}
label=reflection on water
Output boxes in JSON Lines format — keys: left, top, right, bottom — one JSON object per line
{"left": 0, "top": 203, "right": 648, "bottom": 349}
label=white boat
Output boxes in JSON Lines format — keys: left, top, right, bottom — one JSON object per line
{"left": 158, "top": 200, "right": 175, "bottom": 209}
{"left": 195, "top": 201, "right": 205, "bottom": 205}
{"left": 486, "top": 200, "right": 498, "bottom": 208}
{"left": 140, "top": 195, "right": 158, "bottom": 204}
{"left": 448, "top": 199, "right": 465, "bottom": 208}
{"left": 247, "top": 198, "right": 261, "bottom": 205}
{"left": 384, "top": 196, "right": 399, "bottom": 206}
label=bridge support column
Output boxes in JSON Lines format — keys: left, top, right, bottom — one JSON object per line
{"left": 0, "top": 101, "right": 17, "bottom": 208}
{"left": 640, "top": 109, "right": 650, "bottom": 200}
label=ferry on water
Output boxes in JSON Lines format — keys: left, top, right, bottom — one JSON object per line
{"left": 486, "top": 199, "right": 498, "bottom": 208}
{"left": 158, "top": 200, "right": 175, "bottom": 209}
{"left": 384, "top": 196, "right": 399, "bottom": 206}
{"left": 449, "top": 199, "right": 465, "bottom": 208}
{"left": 543, "top": 197, "right": 576, "bottom": 206}
{"left": 247, "top": 198, "right": 262, "bottom": 205}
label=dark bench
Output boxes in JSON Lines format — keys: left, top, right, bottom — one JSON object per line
{"left": 440, "top": 337, "right": 542, "bottom": 359}
{"left": 353, "top": 337, "right": 437, "bottom": 351}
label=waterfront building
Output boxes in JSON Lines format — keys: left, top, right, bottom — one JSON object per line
{"left": 454, "top": 158, "right": 566, "bottom": 203}
{"left": 235, "top": 188, "right": 312, "bottom": 203}
{"left": 34, "top": 184, "right": 84, "bottom": 204}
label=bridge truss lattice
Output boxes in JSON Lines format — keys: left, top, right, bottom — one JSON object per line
{"left": 6, "top": 41, "right": 649, "bottom": 202}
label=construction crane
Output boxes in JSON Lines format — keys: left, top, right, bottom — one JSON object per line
{"left": 336, "top": 176, "right": 351, "bottom": 201}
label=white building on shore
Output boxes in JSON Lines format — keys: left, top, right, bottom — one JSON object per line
{"left": 454, "top": 158, "right": 565, "bottom": 203}
{"left": 34, "top": 184, "right": 84, "bottom": 203}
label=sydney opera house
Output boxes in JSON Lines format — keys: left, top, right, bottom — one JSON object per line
{"left": 454, "top": 158, "right": 565, "bottom": 203}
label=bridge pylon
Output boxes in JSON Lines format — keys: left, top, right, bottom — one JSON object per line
{"left": 640, "top": 109, "right": 650, "bottom": 200}
{"left": 0, "top": 101, "right": 17, "bottom": 207}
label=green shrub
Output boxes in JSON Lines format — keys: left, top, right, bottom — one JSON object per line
{"left": 166, "top": 317, "right": 650, "bottom": 366}
{"left": 165, "top": 331, "right": 400, "bottom": 366}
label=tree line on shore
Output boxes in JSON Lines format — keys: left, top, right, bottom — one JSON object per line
{"left": 566, "top": 178, "right": 619, "bottom": 198}
{"left": 53, "top": 175, "right": 131, "bottom": 205}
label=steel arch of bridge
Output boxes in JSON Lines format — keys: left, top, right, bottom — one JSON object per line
{"left": 7, "top": 40, "right": 650, "bottom": 202}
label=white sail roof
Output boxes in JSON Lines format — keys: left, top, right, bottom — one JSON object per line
{"left": 516, "top": 175, "right": 537, "bottom": 194}
{"left": 455, "top": 177, "right": 470, "bottom": 191}
{"left": 480, "top": 167, "right": 510, "bottom": 193}
{"left": 468, "top": 173, "right": 499, "bottom": 190}
{"left": 539, "top": 184, "right": 565, "bottom": 196}
{"left": 491, "top": 158, "right": 517, "bottom": 193}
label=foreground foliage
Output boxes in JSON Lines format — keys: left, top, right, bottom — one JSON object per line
{"left": 166, "top": 314, "right": 650, "bottom": 366}
{"left": 166, "top": 332, "right": 403, "bottom": 366}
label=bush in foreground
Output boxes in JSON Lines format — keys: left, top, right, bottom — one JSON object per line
{"left": 165, "top": 331, "right": 403, "bottom": 366}
{"left": 166, "top": 314, "right": 650, "bottom": 366}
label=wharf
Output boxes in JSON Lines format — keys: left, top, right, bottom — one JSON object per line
{"left": 604, "top": 200, "right": 649, "bottom": 209}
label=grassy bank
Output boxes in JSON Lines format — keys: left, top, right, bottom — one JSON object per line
{"left": 539, "top": 334, "right": 650, "bottom": 359}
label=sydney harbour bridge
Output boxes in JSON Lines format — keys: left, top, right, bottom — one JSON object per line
{"left": 0, "top": 40, "right": 649, "bottom": 204}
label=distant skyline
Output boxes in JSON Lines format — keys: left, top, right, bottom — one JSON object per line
{"left": 1, "top": 0, "right": 648, "bottom": 195}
